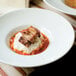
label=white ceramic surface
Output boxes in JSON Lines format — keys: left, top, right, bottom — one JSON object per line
{"left": 44, "top": 0, "right": 76, "bottom": 16}
{"left": 0, "top": 8, "right": 75, "bottom": 67}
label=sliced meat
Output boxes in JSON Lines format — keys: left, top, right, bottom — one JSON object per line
{"left": 28, "top": 26, "right": 40, "bottom": 37}
{"left": 19, "top": 26, "right": 41, "bottom": 47}
{"left": 19, "top": 37, "right": 31, "bottom": 47}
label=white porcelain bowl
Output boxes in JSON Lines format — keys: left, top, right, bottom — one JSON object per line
{"left": 0, "top": 8, "right": 75, "bottom": 67}
{"left": 44, "top": 0, "right": 76, "bottom": 16}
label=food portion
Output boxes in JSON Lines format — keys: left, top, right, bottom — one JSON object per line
{"left": 65, "top": 0, "right": 76, "bottom": 8}
{"left": 10, "top": 26, "right": 49, "bottom": 55}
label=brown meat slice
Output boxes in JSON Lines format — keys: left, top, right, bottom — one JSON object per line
{"left": 19, "top": 37, "right": 31, "bottom": 47}
{"left": 28, "top": 26, "right": 40, "bottom": 36}
{"left": 19, "top": 26, "right": 40, "bottom": 47}
{"left": 22, "top": 26, "right": 40, "bottom": 42}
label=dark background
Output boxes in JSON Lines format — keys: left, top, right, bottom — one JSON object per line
{"left": 29, "top": 45, "right": 76, "bottom": 76}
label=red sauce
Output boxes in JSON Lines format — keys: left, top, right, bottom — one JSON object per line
{"left": 10, "top": 30, "right": 49, "bottom": 55}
